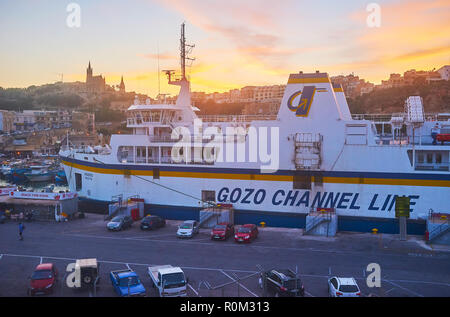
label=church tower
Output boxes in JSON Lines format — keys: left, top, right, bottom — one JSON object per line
{"left": 119, "top": 75, "right": 125, "bottom": 93}
{"left": 86, "top": 61, "right": 93, "bottom": 84}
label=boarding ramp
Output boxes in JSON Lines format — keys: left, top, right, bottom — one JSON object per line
{"left": 304, "top": 208, "right": 337, "bottom": 237}
{"left": 106, "top": 195, "right": 144, "bottom": 221}
{"left": 426, "top": 211, "right": 450, "bottom": 245}
{"left": 199, "top": 205, "right": 234, "bottom": 228}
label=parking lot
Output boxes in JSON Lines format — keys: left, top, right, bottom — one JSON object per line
{"left": 0, "top": 214, "right": 449, "bottom": 297}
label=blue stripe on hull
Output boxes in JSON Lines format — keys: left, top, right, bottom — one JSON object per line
{"left": 78, "top": 198, "right": 426, "bottom": 235}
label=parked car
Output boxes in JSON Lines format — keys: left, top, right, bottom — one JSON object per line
{"left": 234, "top": 224, "right": 258, "bottom": 243}
{"left": 176, "top": 220, "right": 199, "bottom": 238}
{"left": 259, "top": 269, "right": 305, "bottom": 297}
{"left": 28, "top": 263, "right": 58, "bottom": 296}
{"left": 328, "top": 277, "right": 361, "bottom": 297}
{"left": 211, "top": 222, "right": 234, "bottom": 240}
{"left": 107, "top": 215, "right": 133, "bottom": 231}
{"left": 140, "top": 215, "right": 166, "bottom": 230}
{"left": 110, "top": 269, "right": 146, "bottom": 296}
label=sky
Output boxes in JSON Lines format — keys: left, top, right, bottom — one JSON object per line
{"left": 0, "top": 0, "right": 449, "bottom": 97}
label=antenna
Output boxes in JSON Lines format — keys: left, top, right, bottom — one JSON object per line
{"left": 180, "top": 22, "right": 195, "bottom": 80}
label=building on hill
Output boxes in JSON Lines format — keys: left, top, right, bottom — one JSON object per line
{"left": 0, "top": 110, "right": 15, "bottom": 133}
{"left": 437, "top": 65, "right": 450, "bottom": 81}
{"left": 86, "top": 61, "right": 106, "bottom": 93}
{"left": 110, "top": 100, "right": 134, "bottom": 113}
{"left": 242, "top": 101, "right": 280, "bottom": 116}
{"left": 378, "top": 68, "right": 444, "bottom": 89}
{"left": 330, "top": 74, "right": 373, "bottom": 98}
{"left": 72, "top": 112, "right": 95, "bottom": 134}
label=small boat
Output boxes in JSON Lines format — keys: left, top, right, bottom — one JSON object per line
{"left": 55, "top": 170, "right": 67, "bottom": 183}
{"left": 24, "top": 166, "right": 54, "bottom": 182}
{"left": 1, "top": 163, "right": 11, "bottom": 176}
{"left": 11, "top": 167, "right": 32, "bottom": 183}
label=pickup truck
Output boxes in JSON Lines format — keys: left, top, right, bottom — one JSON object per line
{"left": 110, "top": 269, "right": 146, "bottom": 297}
{"left": 147, "top": 265, "right": 188, "bottom": 297}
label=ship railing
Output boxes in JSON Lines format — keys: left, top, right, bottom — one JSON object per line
{"left": 352, "top": 113, "right": 449, "bottom": 122}
{"left": 198, "top": 114, "right": 277, "bottom": 123}
{"left": 415, "top": 163, "right": 449, "bottom": 171}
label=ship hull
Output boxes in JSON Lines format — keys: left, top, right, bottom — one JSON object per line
{"left": 62, "top": 157, "right": 447, "bottom": 235}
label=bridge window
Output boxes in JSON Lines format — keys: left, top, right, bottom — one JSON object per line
{"left": 117, "top": 146, "right": 134, "bottom": 163}
{"left": 436, "top": 153, "right": 442, "bottom": 164}
{"left": 418, "top": 153, "right": 424, "bottom": 164}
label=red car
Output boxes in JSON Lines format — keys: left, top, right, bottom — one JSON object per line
{"left": 28, "top": 263, "right": 58, "bottom": 296}
{"left": 211, "top": 222, "right": 234, "bottom": 240}
{"left": 234, "top": 224, "right": 258, "bottom": 243}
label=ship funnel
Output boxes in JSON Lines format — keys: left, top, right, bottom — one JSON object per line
{"left": 277, "top": 72, "right": 345, "bottom": 124}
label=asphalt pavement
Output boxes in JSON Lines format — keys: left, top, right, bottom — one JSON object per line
{"left": 0, "top": 214, "right": 449, "bottom": 297}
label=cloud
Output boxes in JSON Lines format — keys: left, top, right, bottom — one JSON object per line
{"left": 154, "top": 0, "right": 297, "bottom": 64}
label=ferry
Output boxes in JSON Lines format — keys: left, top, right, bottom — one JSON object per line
{"left": 59, "top": 24, "right": 450, "bottom": 234}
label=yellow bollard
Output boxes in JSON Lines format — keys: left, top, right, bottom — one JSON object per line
{"left": 259, "top": 221, "right": 266, "bottom": 228}
{"left": 372, "top": 228, "right": 378, "bottom": 234}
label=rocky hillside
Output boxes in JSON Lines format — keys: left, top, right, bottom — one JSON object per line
{"left": 348, "top": 81, "right": 450, "bottom": 114}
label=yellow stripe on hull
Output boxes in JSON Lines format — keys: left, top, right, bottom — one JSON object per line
{"left": 62, "top": 160, "right": 450, "bottom": 187}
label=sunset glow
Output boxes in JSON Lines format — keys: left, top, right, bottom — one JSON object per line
{"left": 0, "top": 0, "right": 449, "bottom": 96}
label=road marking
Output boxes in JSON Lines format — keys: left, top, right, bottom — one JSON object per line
{"left": 385, "top": 280, "right": 424, "bottom": 297}
{"left": 126, "top": 263, "right": 131, "bottom": 270}
{"left": 304, "top": 291, "right": 315, "bottom": 297}
{"left": 385, "top": 288, "right": 395, "bottom": 294}
{"left": 187, "top": 283, "right": 199, "bottom": 297}
{"left": 0, "top": 254, "right": 3, "bottom": 260}
{"left": 220, "top": 270, "right": 259, "bottom": 297}
{"left": 40, "top": 257, "right": 43, "bottom": 264}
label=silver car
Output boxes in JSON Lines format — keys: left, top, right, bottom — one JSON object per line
{"left": 176, "top": 220, "right": 199, "bottom": 238}
{"left": 328, "top": 277, "right": 361, "bottom": 297}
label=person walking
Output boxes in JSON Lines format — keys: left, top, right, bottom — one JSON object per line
{"left": 18, "top": 222, "right": 25, "bottom": 240}
{"left": 431, "top": 123, "right": 440, "bottom": 145}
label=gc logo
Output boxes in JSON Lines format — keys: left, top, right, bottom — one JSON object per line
{"left": 287, "top": 86, "right": 315, "bottom": 117}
